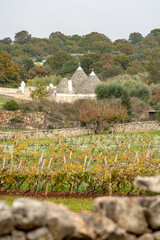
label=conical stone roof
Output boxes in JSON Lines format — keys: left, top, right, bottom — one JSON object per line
{"left": 78, "top": 71, "right": 101, "bottom": 94}
{"left": 71, "top": 67, "right": 88, "bottom": 94}
{"left": 56, "top": 78, "right": 70, "bottom": 94}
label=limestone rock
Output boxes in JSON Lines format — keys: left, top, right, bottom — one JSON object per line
{"left": 138, "top": 197, "right": 157, "bottom": 208}
{"left": 45, "top": 202, "right": 94, "bottom": 240}
{"left": 138, "top": 233, "right": 154, "bottom": 240}
{"left": 27, "top": 227, "right": 52, "bottom": 240}
{"left": 0, "top": 236, "right": 12, "bottom": 240}
{"left": 126, "top": 233, "right": 137, "bottom": 240}
{"left": 134, "top": 176, "right": 160, "bottom": 193}
{"left": 80, "top": 210, "right": 127, "bottom": 240}
{"left": 153, "top": 231, "right": 160, "bottom": 240}
{"left": 12, "top": 198, "right": 46, "bottom": 230}
{"left": 147, "top": 197, "right": 160, "bottom": 230}
{"left": 12, "top": 230, "right": 26, "bottom": 240}
{"left": 93, "top": 197, "right": 149, "bottom": 235}
{"left": 0, "top": 201, "right": 13, "bottom": 236}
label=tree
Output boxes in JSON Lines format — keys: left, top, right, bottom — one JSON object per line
{"left": 80, "top": 53, "right": 101, "bottom": 75}
{"left": 60, "top": 60, "right": 79, "bottom": 77}
{"left": 121, "top": 90, "right": 131, "bottom": 116}
{"left": 97, "top": 53, "right": 122, "bottom": 79}
{"left": 129, "top": 32, "right": 143, "bottom": 44}
{"left": 21, "top": 57, "right": 34, "bottom": 71}
{"left": 0, "top": 50, "right": 20, "bottom": 86}
{"left": 126, "top": 60, "right": 144, "bottom": 75}
{"left": 114, "top": 41, "right": 135, "bottom": 55}
{"left": 28, "top": 65, "right": 55, "bottom": 78}
{"left": 30, "top": 79, "right": 49, "bottom": 101}
{"left": 114, "top": 54, "right": 132, "bottom": 70}
{"left": 150, "top": 29, "right": 160, "bottom": 36}
{"left": 14, "top": 30, "right": 31, "bottom": 44}
{"left": 95, "top": 82, "right": 124, "bottom": 99}
{"left": 78, "top": 32, "right": 113, "bottom": 53}
{"left": 45, "top": 50, "right": 77, "bottom": 76}
{"left": 49, "top": 31, "right": 69, "bottom": 41}
{"left": 147, "top": 49, "right": 160, "bottom": 83}
{"left": 78, "top": 100, "right": 127, "bottom": 133}
{"left": 0, "top": 37, "right": 12, "bottom": 45}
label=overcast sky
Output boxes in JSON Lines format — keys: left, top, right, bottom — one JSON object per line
{"left": 0, "top": 0, "right": 160, "bottom": 41}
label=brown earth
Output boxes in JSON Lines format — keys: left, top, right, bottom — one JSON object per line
{"left": 0, "top": 190, "right": 158, "bottom": 199}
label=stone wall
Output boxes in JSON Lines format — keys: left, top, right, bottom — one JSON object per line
{"left": 0, "top": 87, "right": 33, "bottom": 100}
{"left": 112, "top": 121, "right": 160, "bottom": 133}
{"left": 0, "top": 121, "right": 160, "bottom": 140}
{"left": 0, "top": 128, "right": 94, "bottom": 140}
{"left": 1, "top": 196, "right": 160, "bottom": 240}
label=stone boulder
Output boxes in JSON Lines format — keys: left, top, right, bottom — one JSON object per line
{"left": 93, "top": 197, "right": 150, "bottom": 235}
{"left": 12, "top": 198, "right": 47, "bottom": 231}
{"left": 134, "top": 176, "right": 160, "bottom": 193}
{"left": 146, "top": 197, "right": 160, "bottom": 230}
{"left": 79, "top": 210, "right": 127, "bottom": 240}
{"left": 0, "top": 201, "right": 13, "bottom": 236}
{"left": 45, "top": 202, "right": 94, "bottom": 240}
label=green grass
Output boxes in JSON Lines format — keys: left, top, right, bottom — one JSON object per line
{"left": 0, "top": 96, "right": 8, "bottom": 108}
{"left": 0, "top": 195, "right": 93, "bottom": 211}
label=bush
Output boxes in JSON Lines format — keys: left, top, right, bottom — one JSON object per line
{"left": 22, "top": 103, "right": 31, "bottom": 111}
{"left": 105, "top": 74, "right": 151, "bottom": 101}
{"left": 95, "top": 82, "right": 124, "bottom": 99}
{"left": 3, "top": 100, "right": 19, "bottom": 111}
{"left": 78, "top": 99, "right": 128, "bottom": 133}
{"left": 128, "top": 84, "right": 150, "bottom": 101}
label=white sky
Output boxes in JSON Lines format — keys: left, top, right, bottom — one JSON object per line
{"left": 0, "top": 0, "right": 160, "bottom": 41}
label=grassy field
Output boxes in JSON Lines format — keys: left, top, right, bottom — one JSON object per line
{"left": 0, "top": 195, "right": 93, "bottom": 211}
{"left": 0, "top": 96, "right": 8, "bottom": 107}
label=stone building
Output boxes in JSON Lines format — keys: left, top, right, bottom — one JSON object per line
{"left": 54, "top": 66, "right": 101, "bottom": 102}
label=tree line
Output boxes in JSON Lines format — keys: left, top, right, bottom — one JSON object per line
{"left": 0, "top": 29, "right": 160, "bottom": 93}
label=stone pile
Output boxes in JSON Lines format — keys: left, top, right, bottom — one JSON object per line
{"left": 1, "top": 195, "right": 160, "bottom": 240}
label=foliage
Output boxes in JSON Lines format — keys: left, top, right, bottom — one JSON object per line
{"left": 108, "top": 74, "right": 151, "bottom": 101}
{"left": 46, "top": 50, "right": 78, "bottom": 76}
{"left": 78, "top": 99, "right": 127, "bottom": 133}
{"left": 0, "top": 37, "right": 12, "bottom": 45}
{"left": 21, "top": 57, "right": 34, "bottom": 71}
{"left": 28, "top": 75, "right": 62, "bottom": 87}
{"left": 147, "top": 49, "right": 160, "bottom": 83}
{"left": 28, "top": 65, "right": 55, "bottom": 78}
{"left": 3, "top": 100, "right": 19, "bottom": 111}
{"left": 150, "top": 28, "right": 160, "bottom": 36}
{"left": 14, "top": 30, "right": 31, "bottom": 44}
{"left": 129, "top": 32, "right": 143, "bottom": 44}
{"left": 114, "top": 54, "right": 132, "bottom": 70}
{"left": 30, "top": 81, "right": 49, "bottom": 101}
{"left": 97, "top": 53, "right": 122, "bottom": 79}
{"left": 0, "top": 132, "right": 159, "bottom": 195}
{"left": 95, "top": 82, "right": 124, "bottom": 99}
{"left": 80, "top": 53, "right": 101, "bottom": 75}
{"left": 0, "top": 50, "right": 20, "bottom": 86}
{"left": 121, "top": 90, "right": 131, "bottom": 116}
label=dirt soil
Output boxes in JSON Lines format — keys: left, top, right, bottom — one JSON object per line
{"left": 0, "top": 191, "right": 158, "bottom": 199}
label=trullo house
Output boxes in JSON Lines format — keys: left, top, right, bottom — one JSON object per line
{"left": 54, "top": 66, "right": 101, "bottom": 102}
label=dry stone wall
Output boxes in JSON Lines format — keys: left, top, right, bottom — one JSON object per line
{"left": 0, "top": 128, "right": 94, "bottom": 140}
{"left": 111, "top": 121, "right": 160, "bottom": 133}
{"left": 1, "top": 196, "right": 160, "bottom": 240}
{"left": 0, "top": 121, "right": 159, "bottom": 140}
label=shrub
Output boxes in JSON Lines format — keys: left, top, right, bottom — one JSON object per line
{"left": 78, "top": 99, "right": 128, "bottom": 133}
{"left": 105, "top": 74, "right": 151, "bottom": 101}
{"left": 128, "top": 84, "right": 150, "bottom": 101}
{"left": 22, "top": 104, "right": 31, "bottom": 111}
{"left": 47, "top": 124, "right": 55, "bottom": 130}
{"left": 3, "top": 100, "right": 19, "bottom": 111}
{"left": 95, "top": 82, "right": 124, "bottom": 99}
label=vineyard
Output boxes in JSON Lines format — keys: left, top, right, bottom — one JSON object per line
{"left": 0, "top": 131, "right": 160, "bottom": 196}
